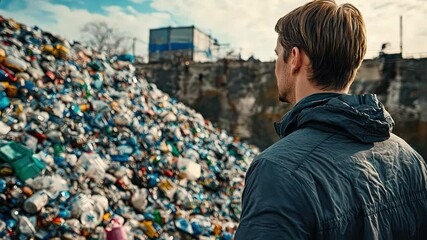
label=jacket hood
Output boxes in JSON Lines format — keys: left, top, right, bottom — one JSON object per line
{"left": 274, "top": 93, "right": 395, "bottom": 143}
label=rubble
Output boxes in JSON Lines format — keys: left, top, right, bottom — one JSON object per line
{"left": 0, "top": 16, "right": 258, "bottom": 239}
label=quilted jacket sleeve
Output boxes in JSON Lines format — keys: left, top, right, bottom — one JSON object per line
{"left": 235, "top": 158, "right": 316, "bottom": 240}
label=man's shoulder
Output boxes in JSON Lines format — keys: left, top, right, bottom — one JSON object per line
{"left": 390, "top": 133, "right": 419, "bottom": 149}
{"left": 387, "top": 133, "right": 425, "bottom": 160}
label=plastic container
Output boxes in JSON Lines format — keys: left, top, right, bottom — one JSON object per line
{"left": 0, "top": 141, "right": 45, "bottom": 181}
{"left": 0, "top": 121, "right": 11, "bottom": 135}
{"left": 4, "top": 55, "right": 28, "bottom": 72}
{"left": 0, "top": 91, "right": 10, "bottom": 110}
{"left": 131, "top": 188, "right": 148, "bottom": 212}
{"left": 105, "top": 219, "right": 127, "bottom": 240}
{"left": 177, "top": 157, "right": 202, "bottom": 181}
{"left": 23, "top": 190, "right": 49, "bottom": 214}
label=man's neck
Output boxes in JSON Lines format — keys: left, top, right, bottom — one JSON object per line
{"left": 294, "top": 77, "right": 349, "bottom": 105}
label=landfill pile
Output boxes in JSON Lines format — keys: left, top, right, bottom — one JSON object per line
{"left": 0, "top": 16, "right": 258, "bottom": 239}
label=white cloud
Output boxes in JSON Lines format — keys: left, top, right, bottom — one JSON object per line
{"left": 129, "top": 0, "right": 144, "bottom": 4}
{"left": 127, "top": 6, "right": 139, "bottom": 15}
{"left": 348, "top": 0, "right": 427, "bottom": 58}
{"left": 1, "top": 0, "right": 426, "bottom": 61}
{"left": 0, "top": 0, "right": 172, "bottom": 58}
{"left": 150, "top": 0, "right": 294, "bottom": 61}
{"left": 150, "top": 0, "right": 427, "bottom": 60}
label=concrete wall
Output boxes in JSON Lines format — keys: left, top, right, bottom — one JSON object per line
{"left": 137, "top": 56, "right": 427, "bottom": 158}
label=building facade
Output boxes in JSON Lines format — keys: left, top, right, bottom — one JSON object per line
{"left": 149, "top": 26, "right": 218, "bottom": 63}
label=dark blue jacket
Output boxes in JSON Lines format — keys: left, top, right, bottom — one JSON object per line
{"left": 235, "top": 93, "right": 427, "bottom": 240}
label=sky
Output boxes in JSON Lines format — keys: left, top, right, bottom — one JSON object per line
{"left": 0, "top": 0, "right": 426, "bottom": 61}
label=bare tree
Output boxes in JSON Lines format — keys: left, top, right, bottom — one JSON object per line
{"left": 80, "top": 21, "right": 131, "bottom": 56}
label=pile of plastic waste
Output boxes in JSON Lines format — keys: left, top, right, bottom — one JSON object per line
{"left": 0, "top": 16, "right": 258, "bottom": 239}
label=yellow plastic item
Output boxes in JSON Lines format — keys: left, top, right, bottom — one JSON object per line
{"left": 7, "top": 19, "right": 20, "bottom": 30}
{"left": 5, "top": 85, "right": 18, "bottom": 98}
{"left": 55, "top": 45, "right": 69, "bottom": 59}
{"left": 42, "top": 45, "right": 55, "bottom": 55}
{"left": 103, "top": 212, "right": 111, "bottom": 221}
{"left": 0, "top": 48, "right": 6, "bottom": 63}
{"left": 13, "top": 102, "right": 24, "bottom": 114}
{"left": 141, "top": 220, "right": 159, "bottom": 239}
{"left": 213, "top": 222, "right": 222, "bottom": 236}
{"left": 158, "top": 179, "right": 174, "bottom": 192}
{"left": 79, "top": 103, "right": 91, "bottom": 112}
{"left": 73, "top": 78, "right": 85, "bottom": 86}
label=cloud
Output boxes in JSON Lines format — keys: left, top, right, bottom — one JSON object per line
{"left": 127, "top": 6, "right": 139, "bottom": 15}
{"left": 0, "top": 0, "right": 172, "bottom": 57}
{"left": 129, "top": 0, "right": 144, "bottom": 4}
{"left": 150, "top": 0, "right": 301, "bottom": 61}
{"left": 1, "top": 0, "right": 426, "bottom": 60}
{"left": 350, "top": 0, "right": 427, "bottom": 57}
{"left": 150, "top": 0, "right": 427, "bottom": 60}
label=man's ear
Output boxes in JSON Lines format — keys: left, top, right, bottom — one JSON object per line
{"left": 291, "top": 47, "right": 302, "bottom": 74}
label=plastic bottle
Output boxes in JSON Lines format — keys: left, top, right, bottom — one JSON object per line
{"left": 23, "top": 190, "right": 49, "bottom": 214}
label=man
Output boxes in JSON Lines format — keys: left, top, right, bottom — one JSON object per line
{"left": 235, "top": 0, "right": 427, "bottom": 239}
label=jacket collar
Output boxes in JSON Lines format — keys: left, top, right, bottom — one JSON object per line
{"left": 274, "top": 93, "right": 394, "bottom": 143}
